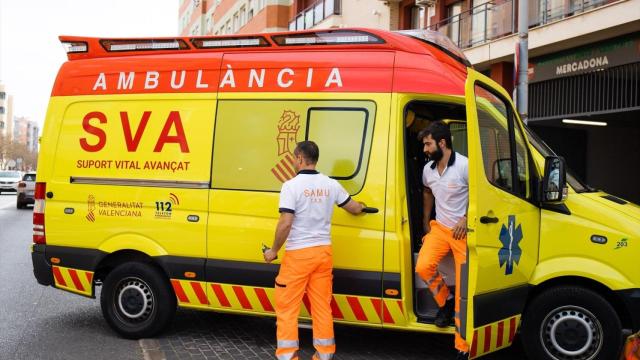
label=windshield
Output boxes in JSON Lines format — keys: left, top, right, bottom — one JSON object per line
{"left": 524, "top": 126, "right": 595, "bottom": 193}
{"left": 0, "top": 171, "right": 20, "bottom": 178}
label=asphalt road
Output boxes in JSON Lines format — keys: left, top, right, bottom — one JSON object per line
{"left": 0, "top": 193, "right": 140, "bottom": 360}
{"left": 0, "top": 192, "right": 524, "bottom": 360}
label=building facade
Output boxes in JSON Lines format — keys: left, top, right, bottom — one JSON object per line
{"left": 177, "top": 0, "right": 431, "bottom": 36}
{"left": 427, "top": 0, "right": 640, "bottom": 203}
{"left": 12, "top": 116, "right": 39, "bottom": 152}
{"left": 0, "top": 83, "right": 14, "bottom": 141}
{"left": 178, "top": 0, "right": 640, "bottom": 203}
{"left": 179, "top": 0, "right": 291, "bottom": 36}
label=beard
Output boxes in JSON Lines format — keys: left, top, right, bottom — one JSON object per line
{"left": 427, "top": 147, "right": 444, "bottom": 163}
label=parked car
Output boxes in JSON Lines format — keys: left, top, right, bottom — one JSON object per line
{"left": 0, "top": 170, "right": 22, "bottom": 195}
{"left": 16, "top": 172, "right": 37, "bottom": 209}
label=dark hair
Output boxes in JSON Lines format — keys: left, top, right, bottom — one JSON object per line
{"left": 294, "top": 141, "right": 319, "bottom": 164}
{"left": 417, "top": 121, "right": 452, "bottom": 149}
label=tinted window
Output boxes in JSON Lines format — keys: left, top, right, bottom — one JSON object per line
{"left": 23, "top": 174, "right": 37, "bottom": 181}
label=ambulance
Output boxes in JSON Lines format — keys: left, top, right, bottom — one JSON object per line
{"left": 31, "top": 28, "right": 640, "bottom": 359}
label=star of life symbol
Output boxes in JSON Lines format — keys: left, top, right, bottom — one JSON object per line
{"left": 271, "top": 110, "right": 301, "bottom": 183}
{"left": 498, "top": 215, "right": 523, "bottom": 275}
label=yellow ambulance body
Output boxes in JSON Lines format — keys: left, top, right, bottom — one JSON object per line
{"left": 31, "top": 29, "right": 640, "bottom": 359}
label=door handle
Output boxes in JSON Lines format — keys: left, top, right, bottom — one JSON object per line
{"left": 362, "top": 207, "right": 379, "bottom": 214}
{"left": 480, "top": 216, "right": 499, "bottom": 224}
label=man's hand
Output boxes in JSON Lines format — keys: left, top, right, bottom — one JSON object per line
{"left": 452, "top": 216, "right": 467, "bottom": 240}
{"left": 342, "top": 199, "right": 365, "bottom": 215}
{"left": 263, "top": 249, "right": 278, "bottom": 263}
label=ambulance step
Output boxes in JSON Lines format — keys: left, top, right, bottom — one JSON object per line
{"left": 414, "top": 287, "right": 455, "bottom": 321}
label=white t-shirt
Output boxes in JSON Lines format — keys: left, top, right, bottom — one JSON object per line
{"left": 278, "top": 170, "right": 350, "bottom": 250}
{"left": 422, "top": 152, "right": 469, "bottom": 229}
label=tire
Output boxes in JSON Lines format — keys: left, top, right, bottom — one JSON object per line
{"left": 100, "top": 262, "right": 176, "bottom": 339}
{"left": 521, "top": 286, "right": 622, "bottom": 360}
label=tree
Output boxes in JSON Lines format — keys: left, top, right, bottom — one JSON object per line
{"left": 0, "top": 135, "right": 38, "bottom": 170}
{"left": 0, "top": 133, "right": 8, "bottom": 169}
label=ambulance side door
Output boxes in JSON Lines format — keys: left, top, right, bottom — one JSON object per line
{"left": 462, "top": 69, "right": 541, "bottom": 358}
{"left": 205, "top": 51, "right": 394, "bottom": 324}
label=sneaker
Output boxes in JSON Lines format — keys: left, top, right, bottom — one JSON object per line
{"left": 456, "top": 351, "right": 469, "bottom": 360}
{"left": 434, "top": 297, "right": 454, "bottom": 328}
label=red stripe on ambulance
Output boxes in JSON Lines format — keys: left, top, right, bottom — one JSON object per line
{"left": 171, "top": 280, "right": 189, "bottom": 303}
{"left": 347, "top": 296, "right": 367, "bottom": 322}
{"left": 52, "top": 267, "right": 67, "bottom": 287}
{"left": 254, "top": 288, "right": 274, "bottom": 312}
{"left": 68, "top": 269, "right": 85, "bottom": 292}
{"left": 211, "top": 284, "right": 231, "bottom": 307}
{"left": 330, "top": 297, "right": 344, "bottom": 319}
{"left": 232, "top": 286, "right": 252, "bottom": 309}
{"left": 496, "top": 321, "right": 505, "bottom": 348}
{"left": 191, "top": 282, "right": 209, "bottom": 305}
{"left": 371, "top": 298, "right": 394, "bottom": 324}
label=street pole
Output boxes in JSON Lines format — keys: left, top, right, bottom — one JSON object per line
{"left": 516, "top": 0, "right": 528, "bottom": 124}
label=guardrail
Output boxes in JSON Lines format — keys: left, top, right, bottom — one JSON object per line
{"left": 289, "top": 0, "right": 342, "bottom": 31}
{"left": 427, "top": 0, "right": 613, "bottom": 49}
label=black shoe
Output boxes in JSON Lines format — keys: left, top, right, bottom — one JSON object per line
{"left": 455, "top": 351, "right": 469, "bottom": 360}
{"left": 434, "top": 297, "right": 454, "bottom": 328}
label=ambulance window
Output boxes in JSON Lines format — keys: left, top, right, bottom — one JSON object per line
{"left": 513, "top": 122, "right": 530, "bottom": 197}
{"left": 475, "top": 85, "right": 529, "bottom": 198}
{"left": 306, "top": 107, "right": 373, "bottom": 194}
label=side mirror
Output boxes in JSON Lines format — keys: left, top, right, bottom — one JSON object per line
{"left": 542, "top": 156, "right": 567, "bottom": 203}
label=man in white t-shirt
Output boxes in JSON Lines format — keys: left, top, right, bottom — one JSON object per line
{"left": 264, "top": 141, "right": 365, "bottom": 360}
{"left": 414, "top": 122, "right": 470, "bottom": 360}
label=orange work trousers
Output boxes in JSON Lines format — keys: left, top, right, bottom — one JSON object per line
{"left": 274, "top": 245, "right": 335, "bottom": 360}
{"left": 415, "top": 220, "right": 469, "bottom": 353}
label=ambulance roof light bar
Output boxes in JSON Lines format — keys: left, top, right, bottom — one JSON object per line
{"left": 61, "top": 41, "right": 88, "bottom": 54}
{"left": 100, "top": 39, "right": 190, "bottom": 52}
{"left": 190, "top": 36, "right": 270, "bottom": 49}
{"left": 271, "top": 30, "right": 385, "bottom": 46}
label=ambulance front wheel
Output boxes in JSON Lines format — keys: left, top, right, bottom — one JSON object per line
{"left": 101, "top": 262, "right": 176, "bottom": 339}
{"left": 521, "top": 286, "right": 622, "bottom": 360}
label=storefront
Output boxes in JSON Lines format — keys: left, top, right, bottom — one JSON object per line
{"left": 528, "top": 31, "right": 640, "bottom": 203}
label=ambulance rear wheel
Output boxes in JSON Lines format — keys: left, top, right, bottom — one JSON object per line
{"left": 101, "top": 262, "right": 176, "bottom": 339}
{"left": 521, "top": 286, "right": 622, "bottom": 360}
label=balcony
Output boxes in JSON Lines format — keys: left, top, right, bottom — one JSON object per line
{"left": 289, "top": 0, "right": 342, "bottom": 31}
{"left": 428, "top": 0, "right": 614, "bottom": 50}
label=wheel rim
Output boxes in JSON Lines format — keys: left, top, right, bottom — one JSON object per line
{"left": 540, "top": 305, "right": 603, "bottom": 360}
{"left": 113, "top": 277, "right": 154, "bottom": 324}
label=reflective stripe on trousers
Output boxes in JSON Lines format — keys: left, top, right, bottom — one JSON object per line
{"left": 276, "top": 350, "right": 299, "bottom": 360}
{"left": 277, "top": 340, "right": 299, "bottom": 348}
{"left": 276, "top": 340, "right": 299, "bottom": 360}
{"left": 313, "top": 338, "right": 335, "bottom": 346}
{"left": 312, "top": 338, "right": 336, "bottom": 360}
{"left": 312, "top": 351, "right": 334, "bottom": 360}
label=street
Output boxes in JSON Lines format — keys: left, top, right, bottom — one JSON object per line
{"left": 0, "top": 193, "right": 523, "bottom": 360}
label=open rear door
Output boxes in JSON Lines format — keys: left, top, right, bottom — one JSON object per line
{"left": 462, "top": 69, "right": 541, "bottom": 358}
